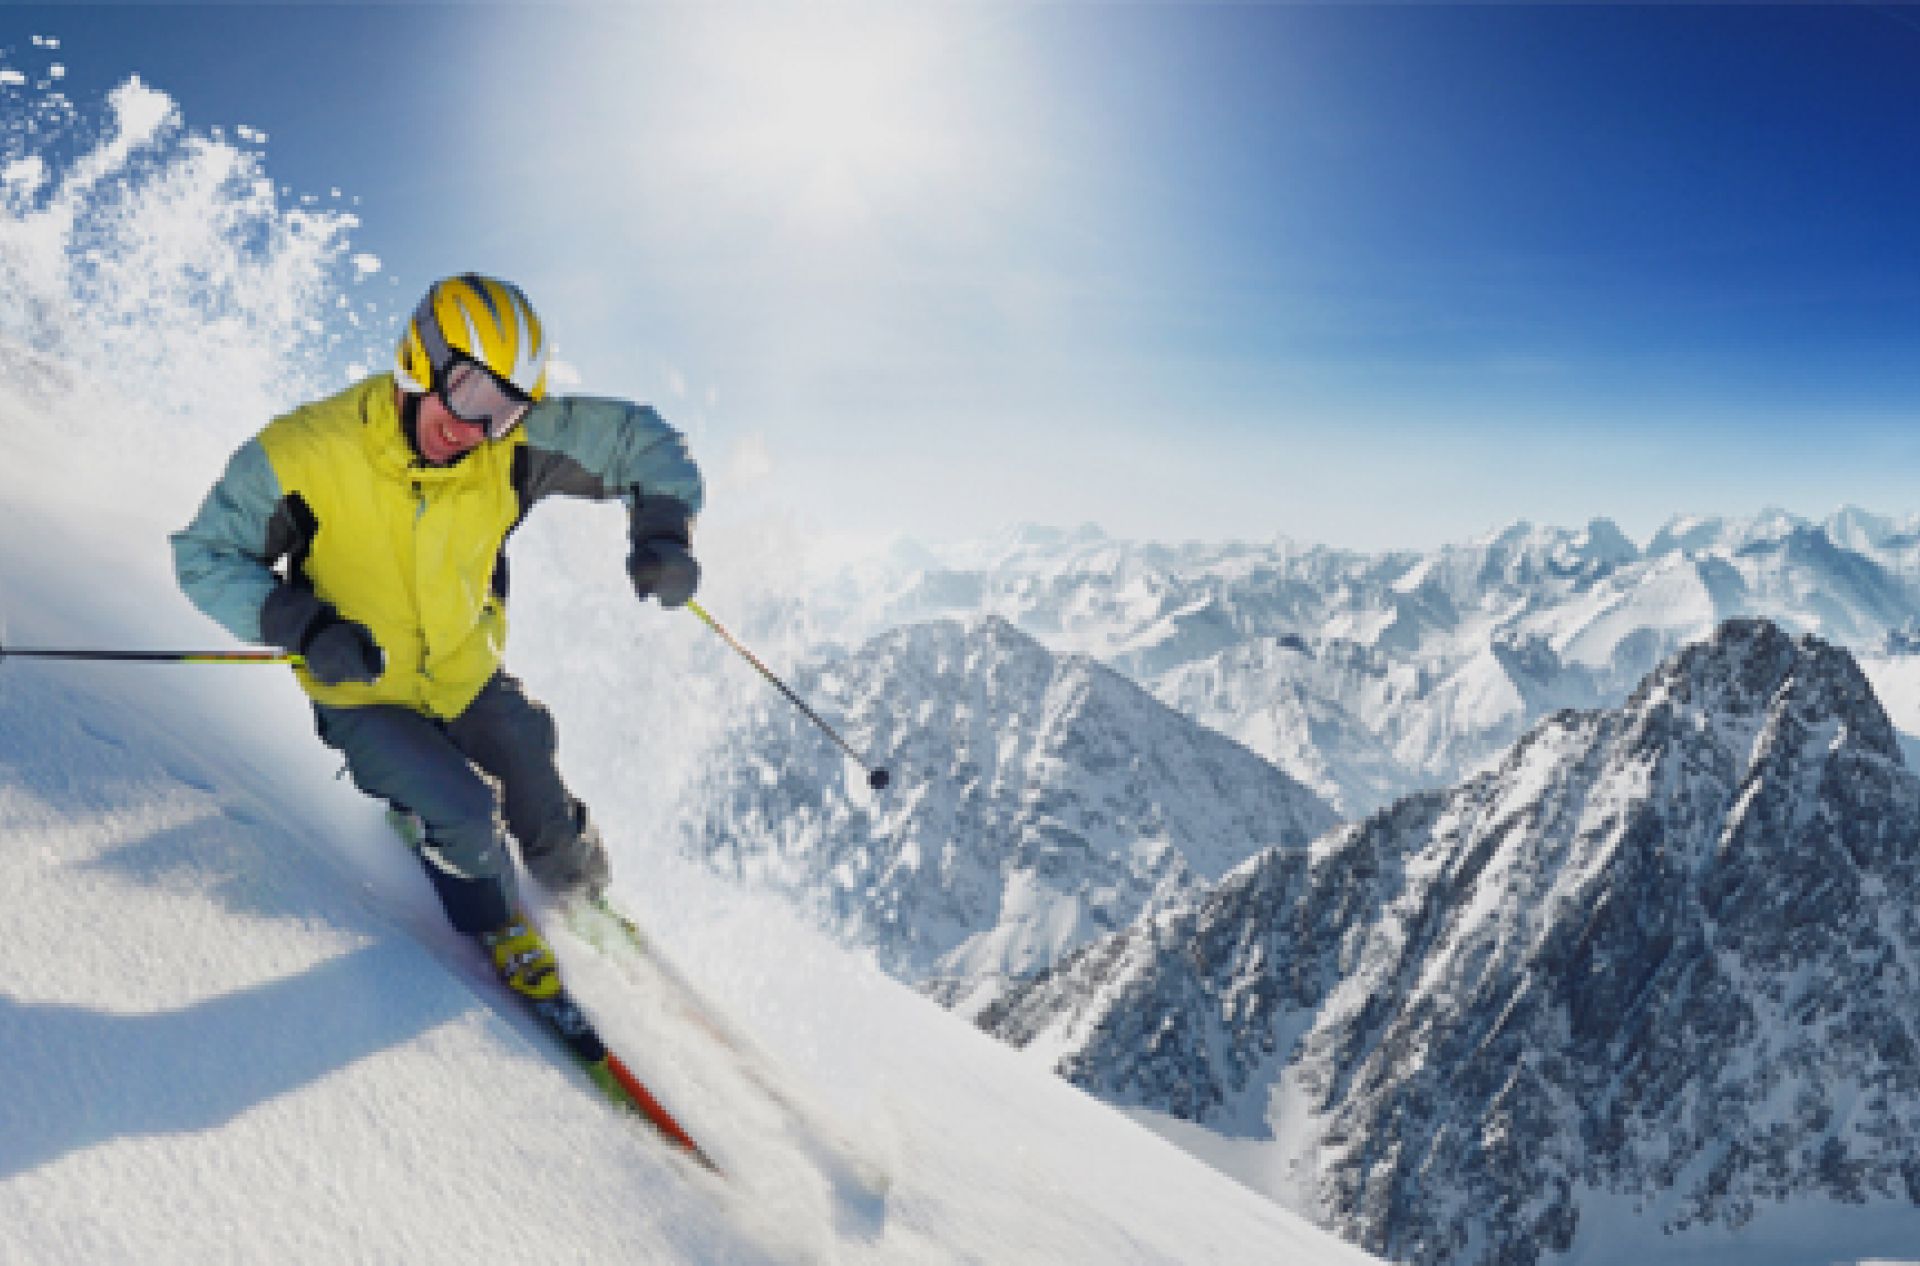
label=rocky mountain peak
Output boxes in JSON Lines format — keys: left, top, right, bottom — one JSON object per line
{"left": 1627, "top": 615, "right": 1902, "bottom": 766}
{"left": 984, "top": 619, "right": 1920, "bottom": 1264}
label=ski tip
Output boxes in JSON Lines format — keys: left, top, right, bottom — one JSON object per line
{"left": 600, "top": 1053, "right": 723, "bottom": 1177}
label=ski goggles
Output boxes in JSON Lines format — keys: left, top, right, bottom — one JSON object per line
{"left": 438, "top": 358, "right": 532, "bottom": 441}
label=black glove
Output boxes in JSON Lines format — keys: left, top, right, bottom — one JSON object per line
{"left": 628, "top": 539, "right": 700, "bottom": 609}
{"left": 627, "top": 496, "right": 699, "bottom": 609}
{"left": 302, "top": 614, "right": 385, "bottom": 686}
{"left": 261, "top": 586, "right": 384, "bottom": 686}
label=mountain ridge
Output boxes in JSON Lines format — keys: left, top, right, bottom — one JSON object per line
{"left": 814, "top": 509, "right": 1920, "bottom": 817}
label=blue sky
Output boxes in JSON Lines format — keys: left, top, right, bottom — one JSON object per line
{"left": 8, "top": 3, "right": 1920, "bottom": 552}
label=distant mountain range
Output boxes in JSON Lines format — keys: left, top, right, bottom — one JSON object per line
{"left": 810, "top": 508, "right": 1920, "bottom": 817}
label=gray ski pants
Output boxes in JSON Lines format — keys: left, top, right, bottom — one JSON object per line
{"left": 314, "top": 670, "right": 582, "bottom": 935}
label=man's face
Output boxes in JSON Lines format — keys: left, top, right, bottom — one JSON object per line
{"left": 415, "top": 390, "right": 489, "bottom": 466}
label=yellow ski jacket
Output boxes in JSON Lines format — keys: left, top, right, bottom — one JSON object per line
{"left": 171, "top": 373, "right": 703, "bottom": 719}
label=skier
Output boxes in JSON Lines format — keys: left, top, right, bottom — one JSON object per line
{"left": 171, "top": 273, "right": 703, "bottom": 1004}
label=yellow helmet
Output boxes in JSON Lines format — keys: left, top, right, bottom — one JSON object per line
{"left": 395, "top": 273, "right": 549, "bottom": 401}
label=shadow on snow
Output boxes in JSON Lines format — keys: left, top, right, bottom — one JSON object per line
{"left": 0, "top": 939, "right": 467, "bottom": 1181}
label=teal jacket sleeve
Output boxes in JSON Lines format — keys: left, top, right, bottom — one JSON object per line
{"left": 516, "top": 396, "right": 705, "bottom": 544}
{"left": 169, "top": 438, "right": 293, "bottom": 644}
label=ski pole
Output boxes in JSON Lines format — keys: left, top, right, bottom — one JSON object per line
{"left": 685, "top": 599, "right": 891, "bottom": 791}
{"left": 0, "top": 639, "right": 300, "bottom": 667}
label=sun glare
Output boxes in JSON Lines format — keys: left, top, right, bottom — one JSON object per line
{"left": 681, "top": 9, "right": 970, "bottom": 232}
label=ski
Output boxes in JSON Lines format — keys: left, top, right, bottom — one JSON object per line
{"left": 519, "top": 976, "right": 722, "bottom": 1176}
{"left": 385, "top": 810, "right": 719, "bottom": 1175}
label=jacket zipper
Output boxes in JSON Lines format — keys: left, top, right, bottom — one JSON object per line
{"left": 412, "top": 477, "right": 433, "bottom": 704}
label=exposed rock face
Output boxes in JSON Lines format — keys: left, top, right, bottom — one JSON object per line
{"left": 985, "top": 619, "right": 1920, "bottom": 1264}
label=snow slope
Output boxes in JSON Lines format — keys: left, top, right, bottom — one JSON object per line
{"left": 0, "top": 64, "right": 1377, "bottom": 1266}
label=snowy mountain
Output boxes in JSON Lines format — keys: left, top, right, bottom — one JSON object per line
{"left": 691, "top": 614, "right": 1339, "bottom": 1013}
{"left": 817, "top": 511, "right": 1920, "bottom": 817}
{"left": 983, "top": 618, "right": 1920, "bottom": 1265}
{"left": 1151, "top": 634, "right": 1414, "bottom": 819}
{"left": 1825, "top": 506, "right": 1920, "bottom": 582}
{"left": 818, "top": 522, "right": 1418, "bottom": 680}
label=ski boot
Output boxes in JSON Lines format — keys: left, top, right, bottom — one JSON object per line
{"left": 480, "top": 913, "right": 562, "bottom": 1002}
